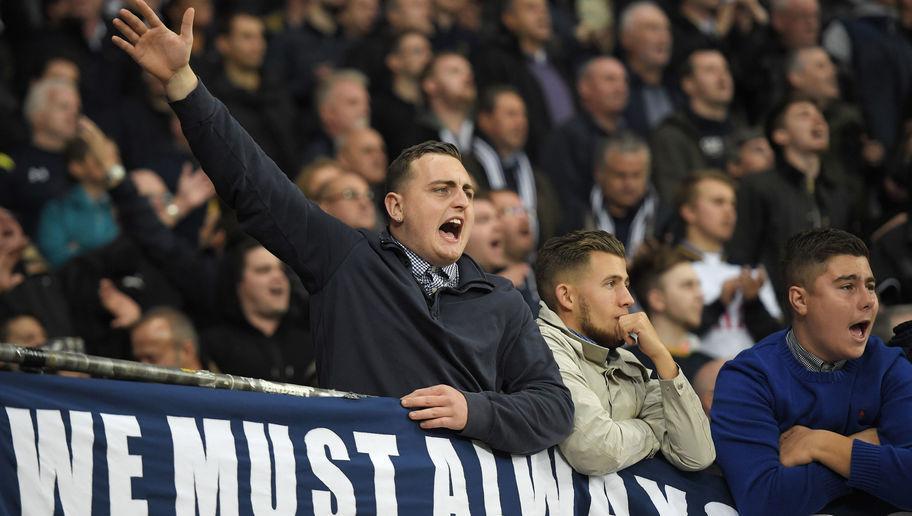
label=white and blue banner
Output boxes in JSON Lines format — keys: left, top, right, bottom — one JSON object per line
{"left": 0, "top": 372, "right": 894, "bottom": 515}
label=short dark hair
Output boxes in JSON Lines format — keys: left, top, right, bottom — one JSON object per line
{"left": 535, "top": 230, "right": 626, "bottom": 310}
{"left": 385, "top": 140, "right": 461, "bottom": 194}
{"left": 478, "top": 84, "right": 521, "bottom": 115}
{"left": 673, "top": 169, "right": 735, "bottom": 213}
{"left": 782, "top": 228, "right": 869, "bottom": 290}
{"left": 679, "top": 47, "right": 723, "bottom": 81}
{"left": 216, "top": 10, "right": 261, "bottom": 37}
{"left": 420, "top": 50, "right": 468, "bottom": 84}
{"left": 628, "top": 243, "right": 696, "bottom": 313}
{"left": 764, "top": 93, "right": 819, "bottom": 150}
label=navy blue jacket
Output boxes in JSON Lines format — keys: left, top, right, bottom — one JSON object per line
{"left": 170, "top": 82, "right": 573, "bottom": 454}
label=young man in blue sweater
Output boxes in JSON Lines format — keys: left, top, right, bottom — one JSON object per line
{"left": 711, "top": 228, "right": 912, "bottom": 514}
{"left": 109, "top": 0, "right": 573, "bottom": 455}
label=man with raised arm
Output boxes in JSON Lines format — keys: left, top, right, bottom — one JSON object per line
{"left": 109, "top": 0, "right": 572, "bottom": 454}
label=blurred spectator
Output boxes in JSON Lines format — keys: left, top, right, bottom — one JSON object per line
{"left": 432, "top": 0, "right": 480, "bottom": 52}
{"left": 294, "top": 157, "right": 345, "bottom": 197}
{"left": 36, "top": 133, "right": 119, "bottom": 269}
{"left": 618, "top": 1, "right": 678, "bottom": 136}
{"left": 336, "top": 126, "right": 388, "bottom": 207}
{"left": 0, "top": 78, "right": 80, "bottom": 235}
{"left": 337, "top": 0, "right": 381, "bottom": 41}
{"left": 587, "top": 132, "right": 666, "bottom": 260}
{"left": 465, "top": 85, "right": 559, "bottom": 243}
{"left": 871, "top": 206, "right": 912, "bottom": 305}
{"left": 315, "top": 172, "right": 378, "bottom": 230}
{"left": 693, "top": 357, "right": 726, "bottom": 417}
{"left": 204, "top": 238, "right": 315, "bottom": 386}
{"left": 210, "top": 10, "right": 299, "bottom": 176}
{"left": 728, "top": 97, "right": 857, "bottom": 298}
{"left": 669, "top": 0, "right": 769, "bottom": 68}
{"left": 130, "top": 166, "right": 215, "bottom": 231}
{"left": 0, "top": 314, "right": 48, "bottom": 348}
{"left": 130, "top": 306, "right": 206, "bottom": 370}
{"left": 408, "top": 52, "right": 476, "bottom": 153}
{"left": 472, "top": 0, "right": 575, "bottom": 158}
{"left": 463, "top": 192, "right": 507, "bottom": 272}
{"left": 300, "top": 69, "right": 370, "bottom": 166}
{"left": 785, "top": 46, "right": 872, "bottom": 183}
{"left": 373, "top": 30, "right": 433, "bottom": 158}
{"left": 725, "top": 126, "right": 774, "bottom": 178}
{"left": 651, "top": 49, "right": 739, "bottom": 205}
{"left": 164, "top": 0, "right": 217, "bottom": 75}
{"left": 490, "top": 189, "right": 539, "bottom": 312}
{"left": 628, "top": 243, "right": 715, "bottom": 381}
{"left": 677, "top": 171, "right": 783, "bottom": 358}
{"left": 542, "top": 56, "right": 629, "bottom": 232}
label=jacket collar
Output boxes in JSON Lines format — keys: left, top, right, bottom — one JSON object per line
{"left": 377, "top": 230, "right": 494, "bottom": 292}
{"left": 537, "top": 302, "right": 615, "bottom": 364}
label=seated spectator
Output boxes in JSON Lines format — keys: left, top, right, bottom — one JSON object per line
{"left": 36, "top": 130, "right": 119, "bottom": 269}
{"left": 651, "top": 48, "right": 740, "bottom": 205}
{"left": 315, "top": 172, "right": 378, "bottom": 230}
{"left": 0, "top": 313, "right": 48, "bottom": 348}
{"left": 677, "top": 171, "right": 783, "bottom": 358}
{"left": 541, "top": 56, "right": 629, "bottom": 233}
{"left": 203, "top": 238, "right": 316, "bottom": 386}
{"left": 411, "top": 52, "right": 477, "bottom": 153}
{"left": 490, "top": 189, "right": 539, "bottom": 313}
{"left": 463, "top": 192, "right": 507, "bottom": 273}
{"left": 301, "top": 69, "right": 371, "bottom": 166}
{"left": 0, "top": 78, "right": 80, "bottom": 236}
{"left": 534, "top": 230, "right": 714, "bottom": 475}
{"left": 712, "top": 228, "right": 912, "bottom": 514}
{"left": 466, "top": 85, "right": 559, "bottom": 243}
{"left": 336, "top": 126, "right": 388, "bottom": 211}
{"left": 130, "top": 306, "right": 207, "bottom": 370}
{"left": 725, "top": 126, "right": 774, "bottom": 179}
{"left": 728, "top": 96, "right": 857, "bottom": 299}
{"left": 628, "top": 244, "right": 716, "bottom": 381}
{"left": 587, "top": 132, "right": 667, "bottom": 260}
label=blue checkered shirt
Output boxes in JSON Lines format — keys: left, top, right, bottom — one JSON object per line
{"left": 786, "top": 329, "right": 846, "bottom": 372}
{"left": 391, "top": 237, "right": 459, "bottom": 298}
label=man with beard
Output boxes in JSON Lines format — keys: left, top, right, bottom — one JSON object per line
{"left": 534, "top": 230, "right": 714, "bottom": 475}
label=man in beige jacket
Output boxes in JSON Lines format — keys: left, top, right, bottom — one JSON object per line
{"left": 534, "top": 229, "right": 715, "bottom": 475}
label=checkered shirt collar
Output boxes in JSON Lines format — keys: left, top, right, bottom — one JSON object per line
{"left": 390, "top": 236, "right": 459, "bottom": 297}
{"left": 786, "top": 329, "right": 847, "bottom": 372}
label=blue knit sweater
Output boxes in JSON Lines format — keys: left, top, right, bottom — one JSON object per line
{"left": 711, "top": 329, "right": 912, "bottom": 515}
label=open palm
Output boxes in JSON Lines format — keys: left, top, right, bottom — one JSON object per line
{"left": 112, "top": 0, "right": 193, "bottom": 84}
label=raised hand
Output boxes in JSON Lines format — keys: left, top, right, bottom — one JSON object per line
{"left": 175, "top": 162, "right": 215, "bottom": 211}
{"left": 112, "top": 0, "right": 197, "bottom": 100}
{"left": 98, "top": 278, "right": 142, "bottom": 329}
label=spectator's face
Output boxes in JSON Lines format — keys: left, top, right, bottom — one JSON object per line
{"left": 772, "top": 0, "right": 820, "bottom": 49}
{"left": 220, "top": 15, "right": 266, "bottom": 71}
{"left": 339, "top": 128, "right": 388, "bottom": 184}
{"left": 622, "top": 5, "right": 672, "bottom": 69}
{"left": 791, "top": 255, "right": 877, "bottom": 361}
{"left": 490, "top": 190, "right": 534, "bottom": 262}
{"left": 388, "top": 0, "right": 434, "bottom": 35}
{"left": 322, "top": 79, "right": 370, "bottom": 136}
{"left": 318, "top": 173, "right": 377, "bottom": 229}
{"left": 597, "top": 149, "right": 650, "bottom": 213}
{"left": 572, "top": 251, "right": 635, "bottom": 347}
{"left": 387, "top": 154, "right": 475, "bottom": 266}
{"left": 579, "top": 57, "right": 629, "bottom": 117}
{"left": 302, "top": 163, "right": 345, "bottom": 197}
{"left": 37, "top": 86, "right": 80, "bottom": 141}
{"left": 503, "top": 0, "right": 552, "bottom": 45}
{"left": 464, "top": 198, "right": 507, "bottom": 271}
{"left": 478, "top": 92, "right": 528, "bottom": 154}
{"left": 774, "top": 101, "right": 829, "bottom": 153}
{"left": 389, "top": 33, "right": 433, "bottom": 79}
{"left": 790, "top": 48, "right": 839, "bottom": 101}
{"left": 339, "top": 0, "right": 380, "bottom": 36}
{"left": 426, "top": 55, "right": 476, "bottom": 107}
{"left": 684, "top": 51, "right": 733, "bottom": 107}
{"left": 3, "top": 315, "right": 47, "bottom": 348}
{"left": 681, "top": 178, "right": 737, "bottom": 244}
{"left": 731, "top": 137, "right": 774, "bottom": 177}
{"left": 653, "top": 262, "right": 704, "bottom": 329}
{"left": 131, "top": 317, "right": 183, "bottom": 368}
{"left": 238, "top": 247, "right": 290, "bottom": 320}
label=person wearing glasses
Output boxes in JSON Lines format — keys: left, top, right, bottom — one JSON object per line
{"left": 315, "top": 172, "right": 378, "bottom": 230}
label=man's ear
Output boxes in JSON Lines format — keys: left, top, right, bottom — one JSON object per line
{"left": 385, "top": 191, "right": 403, "bottom": 224}
{"left": 789, "top": 285, "right": 809, "bottom": 316}
{"left": 681, "top": 76, "right": 695, "bottom": 98}
{"left": 680, "top": 202, "right": 697, "bottom": 225}
{"left": 648, "top": 288, "right": 666, "bottom": 314}
{"left": 555, "top": 283, "right": 574, "bottom": 312}
{"left": 772, "top": 127, "right": 790, "bottom": 147}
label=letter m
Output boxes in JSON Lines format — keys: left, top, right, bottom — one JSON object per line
{"left": 167, "top": 416, "right": 238, "bottom": 516}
